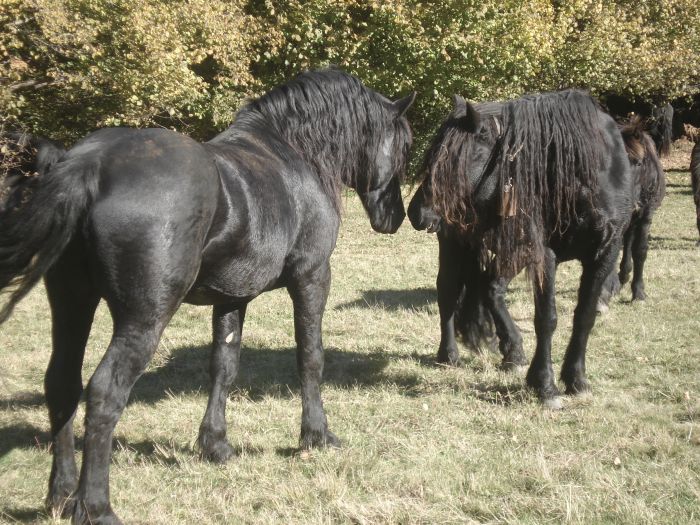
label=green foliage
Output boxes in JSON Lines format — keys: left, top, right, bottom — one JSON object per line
{"left": 2, "top": 0, "right": 699, "bottom": 147}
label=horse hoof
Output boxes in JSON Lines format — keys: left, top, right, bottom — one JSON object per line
{"left": 564, "top": 378, "right": 591, "bottom": 396}
{"left": 300, "top": 428, "right": 341, "bottom": 450}
{"left": 596, "top": 300, "right": 609, "bottom": 315}
{"left": 437, "top": 351, "right": 461, "bottom": 367}
{"left": 73, "top": 502, "right": 123, "bottom": 525}
{"left": 500, "top": 359, "right": 527, "bottom": 374}
{"left": 542, "top": 396, "right": 563, "bottom": 410}
{"left": 200, "top": 439, "right": 236, "bottom": 464}
{"left": 47, "top": 493, "right": 76, "bottom": 520}
{"left": 501, "top": 349, "right": 528, "bottom": 372}
{"left": 632, "top": 291, "right": 646, "bottom": 301}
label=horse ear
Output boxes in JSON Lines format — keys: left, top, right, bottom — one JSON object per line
{"left": 392, "top": 92, "right": 417, "bottom": 117}
{"left": 453, "top": 95, "right": 480, "bottom": 133}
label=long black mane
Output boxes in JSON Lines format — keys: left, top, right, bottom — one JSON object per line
{"left": 426, "top": 90, "right": 604, "bottom": 279}
{"left": 212, "top": 68, "right": 412, "bottom": 211}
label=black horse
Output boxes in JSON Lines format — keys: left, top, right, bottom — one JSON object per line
{"left": 599, "top": 119, "right": 666, "bottom": 307}
{"left": 1, "top": 132, "right": 65, "bottom": 213}
{"left": 691, "top": 140, "right": 700, "bottom": 245}
{"left": 602, "top": 94, "right": 673, "bottom": 157}
{"left": 408, "top": 91, "right": 633, "bottom": 407}
{"left": 0, "top": 68, "right": 415, "bottom": 524}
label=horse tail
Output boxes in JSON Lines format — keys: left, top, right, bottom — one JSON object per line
{"left": 0, "top": 152, "right": 96, "bottom": 323}
{"left": 454, "top": 248, "right": 496, "bottom": 352}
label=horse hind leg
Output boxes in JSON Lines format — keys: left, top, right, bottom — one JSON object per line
{"left": 618, "top": 225, "right": 635, "bottom": 286}
{"left": 485, "top": 275, "right": 527, "bottom": 371}
{"left": 43, "top": 257, "right": 99, "bottom": 518}
{"left": 198, "top": 303, "right": 246, "bottom": 463}
{"left": 71, "top": 245, "right": 201, "bottom": 523}
{"left": 630, "top": 219, "right": 652, "bottom": 301}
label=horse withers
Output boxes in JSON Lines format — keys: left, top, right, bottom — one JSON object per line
{"left": 408, "top": 91, "right": 633, "bottom": 407}
{"left": 0, "top": 68, "right": 415, "bottom": 525}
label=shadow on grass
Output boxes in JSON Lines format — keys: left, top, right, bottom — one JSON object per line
{"left": 648, "top": 235, "right": 699, "bottom": 250}
{"left": 129, "top": 344, "right": 422, "bottom": 405}
{"left": 0, "top": 423, "right": 49, "bottom": 458}
{"left": 0, "top": 390, "right": 45, "bottom": 409}
{"left": 334, "top": 287, "right": 436, "bottom": 311}
{"left": 471, "top": 382, "right": 532, "bottom": 406}
{"left": 0, "top": 507, "right": 48, "bottom": 524}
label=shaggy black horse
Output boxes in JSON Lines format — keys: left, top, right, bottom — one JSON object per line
{"left": 599, "top": 119, "right": 666, "bottom": 307}
{"left": 0, "top": 68, "right": 415, "bottom": 525}
{"left": 692, "top": 140, "right": 700, "bottom": 245}
{"left": 408, "top": 90, "right": 633, "bottom": 407}
{"left": 1, "top": 132, "right": 65, "bottom": 213}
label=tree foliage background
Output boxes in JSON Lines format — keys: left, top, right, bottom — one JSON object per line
{"left": 2, "top": 0, "right": 699, "bottom": 154}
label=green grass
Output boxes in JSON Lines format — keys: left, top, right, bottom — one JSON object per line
{"left": 1, "top": 172, "right": 699, "bottom": 524}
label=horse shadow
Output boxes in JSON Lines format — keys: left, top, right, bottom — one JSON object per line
{"left": 127, "top": 343, "right": 424, "bottom": 405}
{"left": 334, "top": 287, "right": 436, "bottom": 311}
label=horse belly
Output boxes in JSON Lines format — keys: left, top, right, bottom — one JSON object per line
{"left": 186, "top": 250, "right": 288, "bottom": 305}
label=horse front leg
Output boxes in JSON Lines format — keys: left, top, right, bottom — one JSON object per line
{"left": 289, "top": 263, "right": 340, "bottom": 449}
{"left": 561, "top": 249, "right": 619, "bottom": 395}
{"left": 198, "top": 303, "right": 247, "bottom": 463}
{"left": 526, "top": 248, "right": 561, "bottom": 407}
{"left": 436, "top": 235, "right": 463, "bottom": 365}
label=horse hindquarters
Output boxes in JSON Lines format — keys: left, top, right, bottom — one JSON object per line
{"left": 70, "top": 135, "right": 219, "bottom": 524}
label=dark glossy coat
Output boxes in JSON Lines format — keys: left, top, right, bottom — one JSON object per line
{"left": 408, "top": 91, "right": 633, "bottom": 406}
{"left": 0, "top": 68, "right": 415, "bottom": 524}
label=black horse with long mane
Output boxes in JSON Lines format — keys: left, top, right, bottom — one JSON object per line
{"left": 408, "top": 90, "right": 633, "bottom": 407}
{"left": 0, "top": 68, "right": 415, "bottom": 524}
{"left": 410, "top": 116, "right": 663, "bottom": 372}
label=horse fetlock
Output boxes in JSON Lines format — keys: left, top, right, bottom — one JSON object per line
{"left": 500, "top": 342, "right": 528, "bottom": 371}
{"left": 631, "top": 284, "right": 646, "bottom": 301}
{"left": 526, "top": 368, "right": 560, "bottom": 401}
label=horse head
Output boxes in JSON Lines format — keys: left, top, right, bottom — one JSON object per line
{"left": 408, "top": 95, "right": 501, "bottom": 235}
{"left": 355, "top": 92, "right": 416, "bottom": 234}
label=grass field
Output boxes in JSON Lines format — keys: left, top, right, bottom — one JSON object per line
{"left": 0, "top": 161, "right": 698, "bottom": 523}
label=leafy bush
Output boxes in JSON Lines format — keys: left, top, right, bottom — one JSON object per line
{"left": 2, "top": 0, "right": 699, "bottom": 155}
